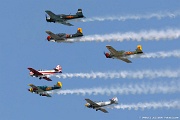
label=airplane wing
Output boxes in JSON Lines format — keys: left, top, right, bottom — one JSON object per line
{"left": 45, "top": 10, "right": 57, "bottom": 19}
{"left": 27, "top": 68, "right": 43, "bottom": 76}
{"left": 61, "top": 21, "right": 73, "bottom": 26}
{"left": 29, "top": 84, "right": 44, "bottom": 93}
{"left": 85, "top": 99, "right": 101, "bottom": 107}
{"left": 106, "top": 45, "right": 118, "bottom": 55}
{"left": 43, "top": 77, "right": 52, "bottom": 81}
{"left": 99, "top": 108, "right": 108, "bottom": 113}
{"left": 118, "top": 57, "right": 132, "bottom": 63}
{"left": 46, "top": 94, "right": 52, "bottom": 97}
{"left": 46, "top": 31, "right": 62, "bottom": 40}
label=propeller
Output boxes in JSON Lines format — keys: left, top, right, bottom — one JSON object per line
{"left": 45, "top": 14, "right": 50, "bottom": 22}
{"left": 104, "top": 52, "right": 110, "bottom": 58}
{"left": 45, "top": 14, "right": 47, "bottom": 20}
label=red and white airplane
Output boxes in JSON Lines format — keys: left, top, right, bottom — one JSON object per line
{"left": 27, "top": 65, "right": 62, "bottom": 81}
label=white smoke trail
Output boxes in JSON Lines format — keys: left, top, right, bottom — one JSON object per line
{"left": 49, "top": 81, "right": 180, "bottom": 95}
{"left": 54, "top": 69, "right": 180, "bottom": 79}
{"left": 129, "top": 50, "right": 180, "bottom": 59}
{"left": 113, "top": 100, "right": 180, "bottom": 110}
{"left": 72, "top": 29, "right": 180, "bottom": 42}
{"left": 82, "top": 11, "right": 180, "bottom": 22}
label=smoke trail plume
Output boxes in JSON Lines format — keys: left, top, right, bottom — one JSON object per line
{"left": 72, "top": 29, "right": 180, "bottom": 42}
{"left": 129, "top": 50, "right": 180, "bottom": 59}
{"left": 54, "top": 69, "right": 180, "bottom": 79}
{"left": 113, "top": 100, "right": 180, "bottom": 110}
{"left": 49, "top": 81, "right": 180, "bottom": 95}
{"left": 82, "top": 11, "right": 180, "bottom": 22}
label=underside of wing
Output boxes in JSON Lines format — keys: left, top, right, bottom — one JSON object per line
{"left": 46, "top": 31, "right": 61, "bottom": 40}
{"left": 61, "top": 21, "right": 73, "bottom": 26}
{"left": 28, "top": 68, "right": 43, "bottom": 76}
{"left": 99, "top": 108, "right": 108, "bottom": 113}
{"left": 85, "top": 99, "right": 101, "bottom": 107}
{"left": 46, "top": 93, "right": 52, "bottom": 97}
{"left": 43, "top": 77, "right": 52, "bottom": 81}
{"left": 118, "top": 57, "right": 132, "bottom": 63}
{"left": 106, "top": 45, "right": 118, "bottom": 55}
{"left": 29, "top": 84, "right": 44, "bottom": 93}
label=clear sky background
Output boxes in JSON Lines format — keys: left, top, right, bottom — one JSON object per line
{"left": 0, "top": 0, "right": 180, "bottom": 120}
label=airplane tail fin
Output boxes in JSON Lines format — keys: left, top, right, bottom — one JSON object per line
{"left": 76, "top": 9, "right": 84, "bottom": 17}
{"left": 136, "top": 45, "right": 143, "bottom": 54}
{"left": 54, "top": 65, "right": 62, "bottom": 73}
{"left": 77, "top": 28, "right": 83, "bottom": 34}
{"left": 54, "top": 81, "right": 62, "bottom": 88}
{"left": 110, "top": 97, "right": 118, "bottom": 104}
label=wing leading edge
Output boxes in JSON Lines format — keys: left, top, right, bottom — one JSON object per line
{"left": 118, "top": 57, "right": 132, "bottom": 63}
{"left": 106, "top": 45, "right": 118, "bottom": 55}
{"left": 99, "top": 108, "right": 108, "bottom": 113}
{"left": 46, "top": 31, "right": 62, "bottom": 40}
{"left": 85, "top": 99, "right": 109, "bottom": 113}
{"left": 85, "top": 99, "right": 101, "bottom": 107}
{"left": 28, "top": 68, "right": 43, "bottom": 76}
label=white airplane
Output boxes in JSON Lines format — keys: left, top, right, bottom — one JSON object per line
{"left": 27, "top": 65, "right": 62, "bottom": 81}
{"left": 85, "top": 97, "right": 118, "bottom": 113}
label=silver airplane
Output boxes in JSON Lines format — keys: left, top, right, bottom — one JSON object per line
{"left": 85, "top": 97, "right": 118, "bottom": 113}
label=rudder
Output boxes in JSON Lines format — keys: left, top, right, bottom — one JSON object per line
{"left": 56, "top": 81, "right": 62, "bottom": 87}
{"left": 77, "top": 28, "right": 83, "bottom": 34}
{"left": 136, "top": 45, "right": 143, "bottom": 53}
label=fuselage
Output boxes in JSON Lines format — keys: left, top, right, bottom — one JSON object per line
{"left": 47, "top": 33, "right": 83, "bottom": 42}
{"left": 105, "top": 50, "right": 143, "bottom": 59}
{"left": 29, "top": 86, "right": 61, "bottom": 92}
{"left": 85, "top": 101, "right": 112, "bottom": 109}
{"left": 46, "top": 14, "right": 85, "bottom": 23}
{"left": 30, "top": 70, "right": 62, "bottom": 77}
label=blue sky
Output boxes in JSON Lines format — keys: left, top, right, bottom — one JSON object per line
{"left": 1, "top": 0, "right": 180, "bottom": 120}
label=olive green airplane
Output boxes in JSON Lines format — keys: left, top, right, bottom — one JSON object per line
{"left": 46, "top": 28, "right": 83, "bottom": 43}
{"left": 28, "top": 82, "right": 62, "bottom": 97}
{"left": 45, "top": 9, "right": 85, "bottom": 26}
{"left": 104, "top": 45, "right": 143, "bottom": 63}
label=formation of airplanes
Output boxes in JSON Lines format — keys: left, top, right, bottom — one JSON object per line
{"left": 85, "top": 97, "right": 118, "bottom": 113}
{"left": 28, "top": 8, "right": 145, "bottom": 113}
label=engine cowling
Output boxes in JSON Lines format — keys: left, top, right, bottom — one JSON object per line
{"left": 47, "top": 36, "right": 51, "bottom": 41}
{"left": 104, "top": 53, "right": 111, "bottom": 58}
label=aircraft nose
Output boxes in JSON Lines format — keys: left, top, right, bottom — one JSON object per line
{"left": 47, "top": 36, "right": 51, "bottom": 41}
{"left": 28, "top": 88, "right": 33, "bottom": 92}
{"left": 104, "top": 52, "right": 111, "bottom": 58}
{"left": 85, "top": 103, "right": 89, "bottom": 107}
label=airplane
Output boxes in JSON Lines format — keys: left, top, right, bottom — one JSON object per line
{"left": 45, "top": 9, "right": 85, "bottom": 26}
{"left": 46, "top": 28, "right": 83, "bottom": 43}
{"left": 27, "top": 65, "right": 62, "bottom": 81}
{"left": 85, "top": 97, "right": 118, "bottom": 113}
{"left": 104, "top": 45, "right": 143, "bottom": 63}
{"left": 28, "top": 81, "right": 62, "bottom": 97}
